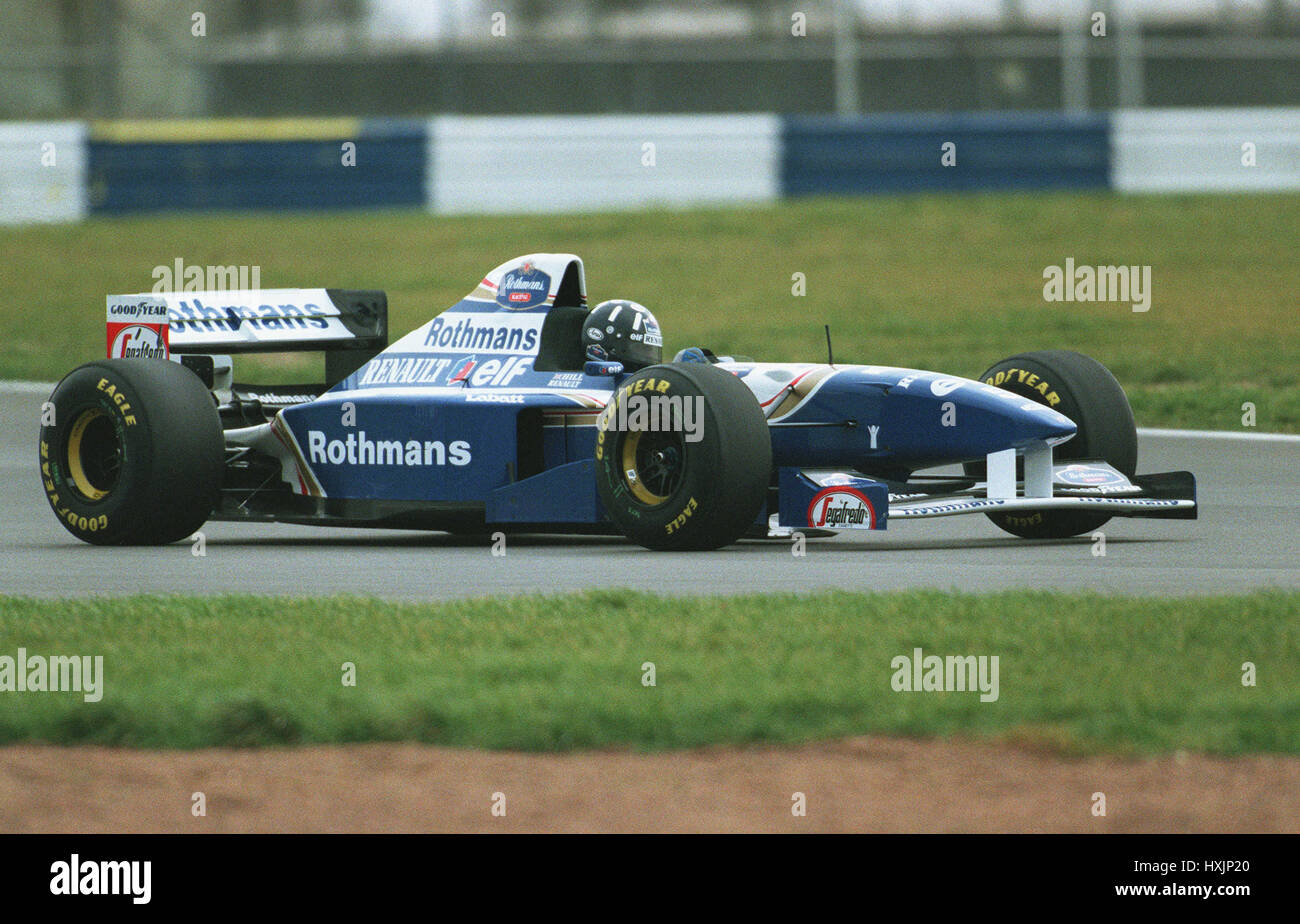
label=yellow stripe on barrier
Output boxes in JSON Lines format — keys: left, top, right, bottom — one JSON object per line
{"left": 90, "top": 117, "right": 361, "bottom": 143}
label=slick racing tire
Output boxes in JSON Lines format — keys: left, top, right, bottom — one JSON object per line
{"left": 966, "top": 350, "right": 1137, "bottom": 540}
{"left": 39, "top": 358, "right": 224, "bottom": 545}
{"left": 595, "top": 363, "right": 771, "bottom": 551}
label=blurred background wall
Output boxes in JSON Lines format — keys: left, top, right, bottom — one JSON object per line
{"left": 1, "top": 1, "right": 1298, "bottom": 224}
{"left": 3, "top": 0, "right": 1298, "bottom": 119}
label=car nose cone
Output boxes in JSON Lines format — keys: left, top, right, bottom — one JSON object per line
{"left": 1008, "top": 399, "right": 1077, "bottom": 446}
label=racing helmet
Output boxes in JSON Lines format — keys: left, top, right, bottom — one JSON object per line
{"left": 582, "top": 300, "right": 662, "bottom": 371}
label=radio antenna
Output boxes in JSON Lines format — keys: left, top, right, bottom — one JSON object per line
{"left": 824, "top": 324, "right": 835, "bottom": 367}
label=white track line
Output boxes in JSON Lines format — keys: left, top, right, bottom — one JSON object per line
{"left": 0, "top": 381, "right": 54, "bottom": 394}
{"left": 1, "top": 380, "right": 1296, "bottom": 443}
{"left": 1138, "top": 427, "right": 1300, "bottom": 444}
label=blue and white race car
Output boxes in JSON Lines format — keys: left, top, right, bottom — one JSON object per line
{"left": 40, "top": 253, "right": 1196, "bottom": 550}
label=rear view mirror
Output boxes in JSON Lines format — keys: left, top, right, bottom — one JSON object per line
{"left": 584, "top": 359, "right": 624, "bottom": 377}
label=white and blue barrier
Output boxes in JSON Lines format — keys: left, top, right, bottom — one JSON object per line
{"left": 782, "top": 112, "right": 1110, "bottom": 195}
{"left": 0, "top": 121, "right": 87, "bottom": 225}
{"left": 86, "top": 118, "right": 426, "bottom": 214}
{"left": 428, "top": 114, "right": 780, "bottom": 214}
{"left": 2, "top": 109, "right": 1299, "bottom": 226}
{"left": 1112, "top": 108, "right": 1300, "bottom": 192}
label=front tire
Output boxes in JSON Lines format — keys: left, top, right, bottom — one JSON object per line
{"left": 967, "top": 349, "right": 1137, "bottom": 539}
{"left": 595, "top": 363, "right": 771, "bottom": 550}
{"left": 39, "top": 358, "right": 223, "bottom": 545}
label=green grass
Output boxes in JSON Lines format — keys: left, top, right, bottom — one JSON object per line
{"left": 1, "top": 192, "right": 1297, "bottom": 430}
{"left": 1, "top": 590, "right": 1295, "bottom": 755}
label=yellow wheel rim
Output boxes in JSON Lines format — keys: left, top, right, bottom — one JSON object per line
{"left": 66, "top": 408, "right": 113, "bottom": 502}
{"left": 619, "top": 429, "right": 688, "bottom": 507}
{"left": 620, "top": 431, "right": 666, "bottom": 505}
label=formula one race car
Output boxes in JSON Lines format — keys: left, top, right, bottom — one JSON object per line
{"left": 39, "top": 253, "right": 1196, "bottom": 551}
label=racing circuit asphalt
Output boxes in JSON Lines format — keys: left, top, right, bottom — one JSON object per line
{"left": 2, "top": 386, "right": 1296, "bottom": 599}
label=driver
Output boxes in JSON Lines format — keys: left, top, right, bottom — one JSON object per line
{"left": 582, "top": 300, "right": 663, "bottom": 371}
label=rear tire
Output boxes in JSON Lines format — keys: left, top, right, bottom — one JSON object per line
{"left": 966, "top": 350, "right": 1137, "bottom": 539}
{"left": 39, "top": 358, "right": 223, "bottom": 545}
{"left": 595, "top": 363, "right": 771, "bottom": 550}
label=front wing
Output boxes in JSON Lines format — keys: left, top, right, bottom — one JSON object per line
{"left": 777, "top": 443, "right": 1197, "bottom": 532}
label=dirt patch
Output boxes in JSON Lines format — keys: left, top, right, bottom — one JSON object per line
{"left": 1, "top": 737, "right": 1296, "bottom": 833}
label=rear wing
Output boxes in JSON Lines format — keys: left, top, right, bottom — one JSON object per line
{"left": 107, "top": 289, "right": 388, "bottom": 384}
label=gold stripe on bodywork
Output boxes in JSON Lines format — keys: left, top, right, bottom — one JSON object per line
{"left": 767, "top": 367, "right": 837, "bottom": 421}
{"left": 272, "top": 413, "right": 325, "bottom": 498}
{"left": 544, "top": 411, "right": 602, "bottom": 427}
